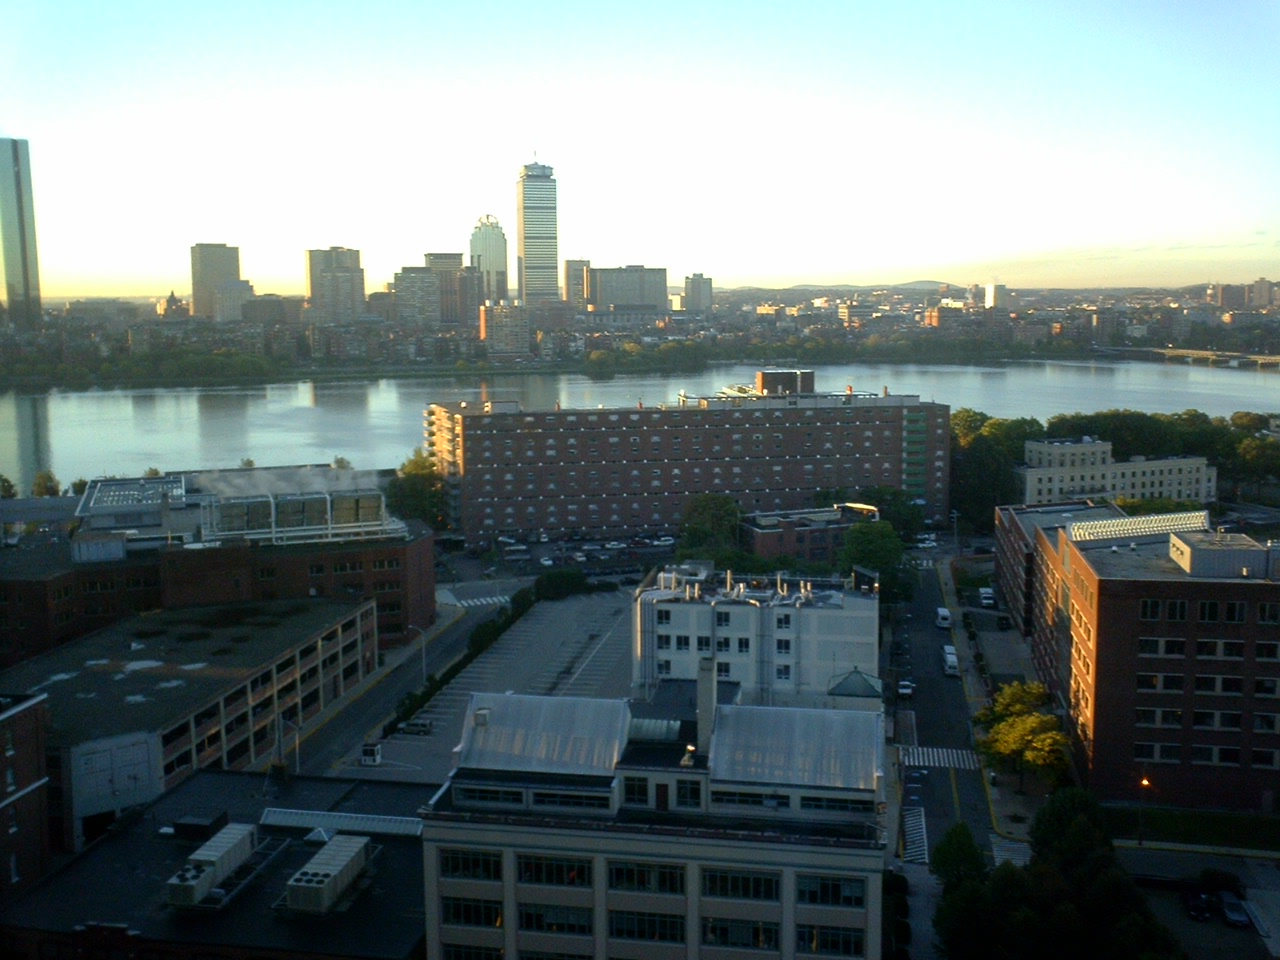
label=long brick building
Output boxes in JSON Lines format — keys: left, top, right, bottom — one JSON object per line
{"left": 425, "top": 371, "right": 949, "bottom": 545}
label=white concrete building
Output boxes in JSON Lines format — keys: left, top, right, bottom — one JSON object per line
{"left": 633, "top": 564, "right": 881, "bottom": 708}
{"left": 1016, "top": 437, "right": 1217, "bottom": 506}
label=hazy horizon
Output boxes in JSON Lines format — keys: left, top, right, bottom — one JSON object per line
{"left": 6, "top": 1, "right": 1278, "bottom": 299}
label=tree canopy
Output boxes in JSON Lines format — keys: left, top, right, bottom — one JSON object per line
{"left": 0, "top": 475, "right": 15, "bottom": 498}
{"left": 385, "top": 448, "right": 448, "bottom": 530}
{"left": 838, "top": 521, "right": 911, "bottom": 602}
{"left": 31, "top": 470, "right": 61, "bottom": 497}
{"left": 677, "top": 493, "right": 742, "bottom": 557}
{"left": 974, "top": 682, "right": 1068, "bottom": 789}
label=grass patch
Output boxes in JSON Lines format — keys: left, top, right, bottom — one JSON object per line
{"left": 1101, "top": 805, "right": 1280, "bottom": 850}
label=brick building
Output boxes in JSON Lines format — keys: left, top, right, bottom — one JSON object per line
{"left": 741, "top": 503, "right": 880, "bottom": 564}
{"left": 0, "top": 694, "right": 49, "bottom": 903}
{"left": 426, "top": 372, "right": 949, "bottom": 545}
{"left": 995, "top": 506, "right": 1280, "bottom": 811}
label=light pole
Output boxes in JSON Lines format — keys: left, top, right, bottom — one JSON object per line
{"left": 1137, "top": 775, "right": 1151, "bottom": 845}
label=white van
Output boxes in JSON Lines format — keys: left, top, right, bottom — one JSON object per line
{"left": 979, "top": 587, "right": 996, "bottom": 609}
{"left": 942, "top": 644, "right": 959, "bottom": 676}
{"left": 935, "top": 607, "right": 952, "bottom": 629}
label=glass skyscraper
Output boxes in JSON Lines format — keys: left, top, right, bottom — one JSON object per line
{"left": 0, "top": 138, "right": 42, "bottom": 327}
{"left": 516, "top": 163, "right": 558, "bottom": 303}
{"left": 469, "top": 214, "right": 508, "bottom": 304}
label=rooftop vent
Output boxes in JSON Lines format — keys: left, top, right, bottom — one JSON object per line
{"left": 285, "top": 834, "right": 369, "bottom": 913}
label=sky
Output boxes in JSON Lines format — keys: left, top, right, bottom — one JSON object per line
{"left": 4, "top": 0, "right": 1279, "bottom": 299}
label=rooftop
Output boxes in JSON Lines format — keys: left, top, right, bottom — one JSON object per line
{"left": 0, "top": 599, "right": 370, "bottom": 746}
{"left": 0, "top": 771, "right": 426, "bottom": 960}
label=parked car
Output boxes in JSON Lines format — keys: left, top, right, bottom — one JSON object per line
{"left": 1219, "top": 891, "right": 1251, "bottom": 928}
{"left": 1180, "top": 889, "right": 1214, "bottom": 922}
{"left": 652, "top": 536, "right": 675, "bottom": 547}
{"left": 896, "top": 680, "right": 916, "bottom": 698}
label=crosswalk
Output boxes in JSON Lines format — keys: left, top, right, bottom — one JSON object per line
{"left": 990, "top": 834, "right": 1032, "bottom": 866}
{"left": 901, "top": 807, "right": 929, "bottom": 864}
{"left": 898, "top": 746, "right": 981, "bottom": 770}
{"left": 455, "top": 595, "right": 510, "bottom": 609}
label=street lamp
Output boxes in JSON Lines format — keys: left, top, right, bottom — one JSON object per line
{"left": 1137, "top": 775, "right": 1151, "bottom": 845}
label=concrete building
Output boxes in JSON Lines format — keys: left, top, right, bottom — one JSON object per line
{"left": 393, "top": 265, "right": 441, "bottom": 326}
{"left": 0, "top": 466, "right": 435, "bottom": 665}
{"left": 517, "top": 162, "right": 558, "bottom": 303}
{"left": 0, "top": 139, "right": 42, "bottom": 327}
{"left": 633, "top": 564, "right": 882, "bottom": 708}
{"left": 469, "top": 215, "right": 508, "bottom": 304}
{"left": 587, "top": 265, "right": 668, "bottom": 312}
{"left": 984, "top": 283, "right": 1009, "bottom": 310}
{"left": 0, "top": 598, "right": 379, "bottom": 851}
{"left": 190, "top": 243, "right": 241, "bottom": 321}
{"left": 478, "top": 301, "right": 529, "bottom": 356}
{"left": 1016, "top": 437, "right": 1217, "bottom": 506}
{"left": 422, "top": 684, "right": 885, "bottom": 960}
{"left": 0, "top": 770, "right": 427, "bottom": 960}
{"left": 564, "top": 257, "right": 590, "bottom": 310}
{"left": 426, "top": 252, "right": 465, "bottom": 326}
{"left": 306, "top": 247, "right": 365, "bottom": 323}
{"left": 425, "top": 372, "right": 950, "bottom": 544}
{"left": 0, "top": 693, "right": 49, "bottom": 902}
{"left": 993, "top": 506, "right": 1280, "bottom": 811}
{"left": 213, "top": 278, "right": 254, "bottom": 323}
{"left": 684, "top": 273, "right": 713, "bottom": 315}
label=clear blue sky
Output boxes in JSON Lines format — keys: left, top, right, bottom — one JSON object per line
{"left": 5, "top": 0, "right": 1278, "bottom": 298}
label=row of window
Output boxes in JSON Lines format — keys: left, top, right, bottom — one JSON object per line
{"left": 1140, "top": 599, "right": 1280, "bottom": 624}
{"left": 1137, "top": 708, "right": 1280, "bottom": 731}
{"left": 1134, "top": 743, "right": 1280, "bottom": 767}
{"left": 1138, "top": 637, "right": 1279, "bottom": 660}
{"left": 438, "top": 851, "right": 865, "bottom": 906}
{"left": 1136, "top": 674, "right": 1279, "bottom": 696}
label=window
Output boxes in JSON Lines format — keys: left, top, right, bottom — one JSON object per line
{"left": 1139, "top": 599, "right": 1161, "bottom": 621}
{"left": 1255, "top": 713, "right": 1278, "bottom": 733}
{"left": 1198, "top": 600, "right": 1219, "bottom": 622}
{"left": 517, "top": 855, "right": 592, "bottom": 886}
{"left": 716, "top": 610, "right": 731, "bottom": 627}
{"left": 796, "top": 925, "right": 864, "bottom": 957}
{"left": 801, "top": 795, "right": 876, "bottom": 812}
{"left": 716, "top": 636, "right": 729, "bottom": 652}
{"left": 1133, "top": 742, "right": 1180, "bottom": 763}
{"left": 797, "top": 875, "right": 866, "bottom": 907}
{"left": 776, "top": 613, "right": 792, "bottom": 629}
{"left": 1252, "top": 749, "right": 1278, "bottom": 768}
{"left": 1259, "top": 602, "right": 1280, "bottom": 624}
{"left": 1138, "top": 638, "right": 1185, "bottom": 657}
{"left": 703, "top": 868, "right": 781, "bottom": 901}
{"left": 623, "top": 777, "right": 648, "bottom": 806}
{"left": 777, "top": 664, "right": 792, "bottom": 681}
{"left": 702, "top": 917, "right": 781, "bottom": 950}
{"left": 609, "top": 910, "right": 685, "bottom": 942}
{"left": 716, "top": 662, "right": 730, "bottom": 678}
{"left": 1257, "top": 678, "right": 1279, "bottom": 697}
{"left": 440, "top": 896, "right": 502, "bottom": 927}
{"left": 1167, "top": 600, "right": 1187, "bottom": 622}
{"left": 676, "top": 635, "right": 689, "bottom": 651}
{"left": 1224, "top": 601, "right": 1247, "bottom": 623}
{"left": 656, "top": 634, "right": 671, "bottom": 650}
{"left": 777, "top": 637, "right": 792, "bottom": 655}
{"left": 656, "top": 609, "right": 671, "bottom": 625}
{"left": 530, "top": 791, "right": 610, "bottom": 809}
{"left": 518, "top": 903, "right": 593, "bottom": 935}
{"left": 608, "top": 861, "right": 684, "bottom": 894}
{"left": 1257, "top": 642, "right": 1279, "bottom": 660}
{"left": 738, "top": 637, "right": 750, "bottom": 654}
{"left": 439, "top": 849, "right": 502, "bottom": 881}
{"left": 697, "top": 635, "right": 711, "bottom": 652}
{"left": 657, "top": 659, "right": 671, "bottom": 676}
{"left": 676, "top": 779, "right": 701, "bottom": 808}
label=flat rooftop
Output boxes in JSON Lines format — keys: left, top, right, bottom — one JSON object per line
{"left": 1004, "top": 501, "right": 1125, "bottom": 538}
{"left": 0, "top": 599, "right": 369, "bottom": 746}
{"left": 0, "top": 771, "right": 426, "bottom": 959}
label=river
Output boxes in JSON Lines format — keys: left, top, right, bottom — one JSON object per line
{"left": 1, "top": 360, "right": 1275, "bottom": 495}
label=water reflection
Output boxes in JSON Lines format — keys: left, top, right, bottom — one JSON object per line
{"left": 0, "top": 392, "right": 51, "bottom": 495}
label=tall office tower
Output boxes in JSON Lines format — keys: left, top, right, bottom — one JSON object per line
{"left": 393, "top": 266, "right": 442, "bottom": 326}
{"left": 516, "top": 162, "right": 558, "bottom": 302}
{"left": 0, "top": 138, "right": 42, "bottom": 327}
{"left": 984, "top": 283, "right": 1009, "bottom": 310}
{"left": 190, "top": 243, "right": 240, "bottom": 320}
{"left": 684, "top": 273, "right": 713, "bottom": 315}
{"left": 586, "top": 265, "right": 668, "bottom": 312}
{"left": 306, "top": 247, "right": 366, "bottom": 323}
{"left": 213, "top": 279, "right": 254, "bottom": 323}
{"left": 425, "top": 253, "right": 464, "bottom": 326}
{"left": 469, "top": 215, "right": 508, "bottom": 303}
{"left": 563, "top": 258, "right": 589, "bottom": 311}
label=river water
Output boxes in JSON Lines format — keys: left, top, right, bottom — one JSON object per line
{"left": 1, "top": 360, "right": 1275, "bottom": 495}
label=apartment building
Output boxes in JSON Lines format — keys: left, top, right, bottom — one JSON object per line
{"left": 1016, "top": 437, "right": 1216, "bottom": 506}
{"left": 994, "top": 507, "right": 1280, "bottom": 810}
{"left": 422, "top": 680, "right": 885, "bottom": 960}
{"left": 425, "top": 372, "right": 949, "bottom": 545}
{"left": 741, "top": 503, "right": 880, "bottom": 564}
{"left": 633, "top": 564, "right": 881, "bottom": 707}
{"left": 0, "top": 598, "right": 378, "bottom": 851}
{"left": 0, "top": 694, "right": 49, "bottom": 902}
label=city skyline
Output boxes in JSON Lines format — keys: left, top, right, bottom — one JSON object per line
{"left": 4, "top": 1, "right": 1279, "bottom": 300}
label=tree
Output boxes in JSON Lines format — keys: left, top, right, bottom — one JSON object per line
{"left": 974, "top": 680, "right": 1050, "bottom": 728}
{"left": 0, "top": 475, "right": 15, "bottom": 499}
{"left": 142, "top": 466, "right": 162, "bottom": 478}
{"left": 951, "top": 408, "right": 990, "bottom": 446}
{"left": 385, "top": 448, "right": 448, "bottom": 530}
{"left": 677, "top": 493, "right": 742, "bottom": 557}
{"left": 975, "top": 681, "right": 1067, "bottom": 790}
{"left": 852, "top": 486, "right": 925, "bottom": 538}
{"left": 239, "top": 457, "right": 255, "bottom": 468}
{"left": 70, "top": 478, "right": 89, "bottom": 495}
{"left": 332, "top": 456, "right": 352, "bottom": 470}
{"left": 978, "top": 416, "right": 1045, "bottom": 463}
{"left": 931, "top": 822, "right": 987, "bottom": 893}
{"left": 838, "top": 521, "right": 911, "bottom": 602}
{"left": 31, "top": 470, "right": 60, "bottom": 497}
{"left": 950, "top": 432, "right": 1019, "bottom": 533}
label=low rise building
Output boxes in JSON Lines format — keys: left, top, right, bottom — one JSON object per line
{"left": 422, "top": 680, "right": 885, "bottom": 960}
{"left": 633, "top": 564, "right": 881, "bottom": 708}
{"left": 1016, "top": 437, "right": 1217, "bottom": 506}
{"left": 0, "top": 693, "right": 49, "bottom": 903}
{"left": 741, "top": 503, "right": 880, "bottom": 564}
{"left": 0, "top": 598, "right": 378, "bottom": 851}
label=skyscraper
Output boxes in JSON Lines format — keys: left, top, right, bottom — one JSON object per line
{"left": 307, "top": 247, "right": 366, "bottom": 323}
{"left": 684, "top": 273, "right": 713, "bottom": 315}
{"left": 190, "top": 243, "right": 241, "bottom": 320}
{"left": 516, "top": 162, "right": 558, "bottom": 303}
{"left": 469, "top": 215, "right": 508, "bottom": 304}
{"left": 563, "top": 258, "right": 589, "bottom": 311}
{"left": 0, "top": 138, "right": 42, "bottom": 327}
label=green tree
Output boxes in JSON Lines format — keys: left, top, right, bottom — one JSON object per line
{"left": 950, "top": 432, "right": 1019, "bottom": 533}
{"left": 332, "top": 455, "right": 352, "bottom": 469}
{"left": 838, "top": 521, "right": 911, "bottom": 602}
{"left": 1229, "top": 411, "right": 1269, "bottom": 434}
{"left": 0, "top": 475, "right": 15, "bottom": 498}
{"left": 974, "top": 680, "right": 1051, "bottom": 728}
{"left": 31, "top": 470, "right": 61, "bottom": 497}
{"left": 975, "top": 682, "right": 1067, "bottom": 790}
{"left": 70, "top": 478, "right": 89, "bottom": 495}
{"left": 979, "top": 416, "right": 1046, "bottom": 463}
{"left": 853, "top": 486, "right": 925, "bottom": 538}
{"left": 951, "top": 408, "right": 990, "bottom": 447}
{"left": 385, "top": 448, "right": 448, "bottom": 530}
{"left": 1236, "top": 435, "right": 1280, "bottom": 497}
{"left": 677, "top": 493, "right": 742, "bottom": 557}
{"left": 142, "top": 466, "right": 163, "bottom": 478}
{"left": 931, "top": 822, "right": 987, "bottom": 893}
{"left": 239, "top": 457, "right": 255, "bottom": 468}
